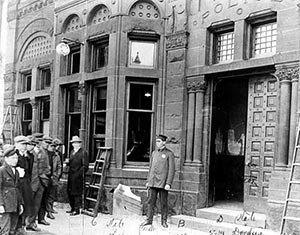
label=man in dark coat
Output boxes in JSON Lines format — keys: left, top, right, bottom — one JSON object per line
{"left": 66, "top": 136, "right": 89, "bottom": 215}
{"left": 15, "top": 135, "right": 34, "bottom": 235}
{"left": 0, "top": 145, "right": 24, "bottom": 235}
{"left": 141, "top": 134, "right": 175, "bottom": 228}
{"left": 25, "top": 135, "right": 51, "bottom": 231}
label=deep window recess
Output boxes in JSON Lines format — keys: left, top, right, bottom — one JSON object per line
{"left": 40, "top": 68, "right": 51, "bottom": 90}
{"left": 40, "top": 99, "right": 50, "bottom": 135}
{"left": 246, "top": 11, "right": 277, "bottom": 58}
{"left": 22, "top": 102, "right": 32, "bottom": 136}
{"left": 67, "top": 47, "right": 80, "bottom": 75}
{"left": 21, "top": 73, "right": 32, "bottom": 92}
{"left": 126, "top": 82, "right": 155, "bottom": 163}
{"left": 91, "top": 38, "right": 109, "bottom": 71}
{"left": 90, "top": 83, "right": 107, "bottom": 162}
{"left": 66, "top": 86, "right": 81, "bottom": 157}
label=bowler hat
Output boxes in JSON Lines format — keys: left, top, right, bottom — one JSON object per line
{"left": 27, "top": 135, "right": 39, "bottom": 145}
{"left": 70, "top": 136, "right": 82, "bottom": 143}
{"left": 32, "top": 133, "right": 44, "bottom": 142}
{"left": 3, "top": 145, "right": 17, "bottom": 157}
{"left": 14, "top": 135, "right": 30, "bottom": 144}
{"left": 156, "top": 134, "right": 168, "bottom": 141}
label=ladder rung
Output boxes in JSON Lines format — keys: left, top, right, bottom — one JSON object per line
{"left": 86, "top": 197, "right": 97, "bottom": 202}
{"left": 287, "top": 198, "right": 300, "bottom": 203}
{"left": 292, "top": 163, "right": 300, "bottom": 166}
{"left": 92, "top": 172, "right": 102, "bottom": 176}
{"left": 283, "top": 216, "right": 300, "bottom": 222}
{"left": 89, "top": 184, "right": 100, "bottom": 189}
{"left": 289, "top": 181, "right": 300, "bottom": 184}
{"left": 295, "top": 145, "right": 300, "bottom": 148}
{"left": 95, "top": 159, "right": 105, "bottom": 163}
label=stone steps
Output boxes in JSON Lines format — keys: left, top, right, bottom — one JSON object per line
{"left": 170, "top": 215, "right": 279, "bottom": 235}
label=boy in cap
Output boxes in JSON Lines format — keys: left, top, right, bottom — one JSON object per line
{"left": 0, "top": 145, "right": 24, "bottom": 235}
{"left": 141, "top": 134, "right": 175, "bottom": 228}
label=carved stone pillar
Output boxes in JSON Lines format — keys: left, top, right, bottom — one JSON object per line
{"left": 275, "top": 67, "right": 293, "bottom": 167}
{"left": 78, "top": 82, "right": 87, "bottom": 149}
{"left": 186, "top": 77, "right": 207, "bottom": 164}
{"left": 186, "top": 91, "right": 195, "bottom": 163}
{"left": 288, "top": 67, "right": 299, "bottom": 165}
{"left": 30, "top": 98, "right": 39, "bottom": 134}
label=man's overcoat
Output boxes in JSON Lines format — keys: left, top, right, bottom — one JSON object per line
{"left": 147, "top": 147, "right": 175, "bottom": 188}
{"left": 0, "top": 162, "right": 23, "bottom": 213}
{"left": 67, "top": 148, "right": 89, "bottom": 196}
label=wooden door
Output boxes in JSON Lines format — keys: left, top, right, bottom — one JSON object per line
{"left": 244, "top": 76, "right": 278, "bottom": 213}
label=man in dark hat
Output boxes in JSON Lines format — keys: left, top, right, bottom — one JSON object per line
{"left": 0, "top": 145, "right": 24, "bottom": 235}
{"left": 141, "top": 134, "right": 175, "bottom": 228}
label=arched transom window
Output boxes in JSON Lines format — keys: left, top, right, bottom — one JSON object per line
{"left": 91, "top": 5, "right": 110, "bottom": 25}
{"left": 65, "top": 15, "right": 81, "bottom": 33}
{"left": 129, "top": 1, "right": 160, "bottom": 20}
{"left": 22, "top": 36, "right": 52, "bottom": 61}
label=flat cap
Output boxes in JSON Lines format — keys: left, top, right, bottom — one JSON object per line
{"left": 14, "top": 135, "right": 30, "bottom": 144}
{"left": 52, "top": 138, "right": 63, "bottom": 146}
{"left": 156, "top": 134, "right": 168, "bottom": 141}
{"left": 27, "top": 135, "right": 39, "bottom": 145}
{"left": 3, "top": 145, "right": 17, "bottom": 157}
{"left": 42, "top": 136, "right": 53, "bottom": 144}
{"left": 70, "top": 136, "right": 82, "bottom": 143}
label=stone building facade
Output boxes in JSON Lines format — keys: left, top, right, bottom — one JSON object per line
{"left": 2, "top": 0, "right": 300, "bottom": 233}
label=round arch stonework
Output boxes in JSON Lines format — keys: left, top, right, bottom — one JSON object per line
{"left": 129, "top": 0, "right": 161, "bottom": 20}
{"left": 88, "top": 4, "right": 111, "bottom": 25}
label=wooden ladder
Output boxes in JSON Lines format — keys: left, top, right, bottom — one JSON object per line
{"left": 1, "top": 104, "right": 22, "bottom": 144}
{"left": 82, "top": 147, "right": 112, "bottom": 221}
{"left": 280, "top": 119, "right": 300, "bottom": 234}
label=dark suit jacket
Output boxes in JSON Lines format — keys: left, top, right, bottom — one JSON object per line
{"left": 147, "top": 147, "right": 175, "bottom": 189}
{"left": 67, "top": 148, "right": 89, "bottom": 195}
{"left": 0, "top": 162, "right": 23, "bottom": 213}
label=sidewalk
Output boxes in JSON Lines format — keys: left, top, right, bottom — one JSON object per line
{"left": 26, "top": 203, "right": 207, "bottom": 235}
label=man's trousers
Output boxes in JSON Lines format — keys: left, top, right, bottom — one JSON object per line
{"left": 146, "top": 187, "right": 168, "bottom": 222}
{"left": 0, "top": 212, "right": 19, "bottom": 235}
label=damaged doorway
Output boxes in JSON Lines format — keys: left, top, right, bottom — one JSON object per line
{"left": 209, "top": 78, "right": 248, "bottom": 205}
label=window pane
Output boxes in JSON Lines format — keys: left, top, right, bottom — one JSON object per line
{"left": 72, "top": 52, "right": 80, "bottom": 74}
{"left": 216, "top": 31, "right": 234, "bottom": 62}
{"left": 42, "top": 100, "right": 50, "bottom": 120}
{"left": 95, "top": 43, "right": 108, "bottom": 69}
{"left": 23, "top": 103, "right": 32, "bottom": 120}
{"left": 254, "top": 22, "right": 277, "bottom": 56}
{"left": 41, "top": 69, "right": 51, "bottom": 89}
{"left": 129, "top": 41, "right": 155, "bottom": 67}
{"left": 94, "top": 113, "right": 106, "bottom": 134}
{"left": 95, "top": 86, "right": 107, "bottom": 110}
{"left": 129, "top": 84, "right": 153, "bottom": 110}
{"left": 127, "top": 112, "right": 151, "bottom": 162}
{"left": 68, "top": 89, "right": 81, "bottom": 113}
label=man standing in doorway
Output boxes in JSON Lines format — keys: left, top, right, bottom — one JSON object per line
{"left": 141, "top": 134, "right": 175, "bottom": 228}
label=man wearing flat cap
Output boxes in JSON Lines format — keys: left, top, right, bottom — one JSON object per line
{"left": 0, "top": 145, "right": 24, "bottom": 235}
{"left": 14, "top": 135, "right": 34, "bottom": 235}
{"left": 141, "top": 134, "right": 175, "bottom": 228}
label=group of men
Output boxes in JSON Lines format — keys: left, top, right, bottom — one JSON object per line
{"left": 0, "top": 134, "right": 63, "bottom": 235}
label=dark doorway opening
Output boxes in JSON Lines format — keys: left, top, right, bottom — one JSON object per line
{"left": 209, "top": 78, "right": 248, "bottom": 204}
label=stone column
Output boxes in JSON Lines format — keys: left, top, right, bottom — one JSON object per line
{"left": 275, "top": 67, "right": 293, "bottom": 167}
{"left": 30, "top": 98, "right": 39, "bottom": 134}
{"left": 78, "top": 82, "right": 87, "bottom": 149}
{"left": 288, "top": 67, "right": 299, "bottom": 165}
{"left": 193, "top": 78, "right": 207, "bottom": 164}
{"left": 186, "top": 91, "right": 195, "bottom": 163}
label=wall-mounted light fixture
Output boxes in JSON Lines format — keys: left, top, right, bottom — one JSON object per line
{"left": 56, "top": 37, "right": 84, "bottom": 56}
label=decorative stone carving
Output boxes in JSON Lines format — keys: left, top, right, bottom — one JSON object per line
{"left": 30, "top": 99, "right": 39, "bottom": 109}
{"left": 78, "top": 82, "right": 87, "bottom": 95}
{"left": 187, "top": 78, "right": 207, "bottom": 92}
{"left": 18, "top": 0, "right": 54, "bottom": 18}
{"left": 275, "top": 66, "right": 299, "bottom": 82}
{"left": 129, "top": 1, "right": 160, "bottom": 20}
{"left": 166, "top": 32, "right": 188, "bottom": 50}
